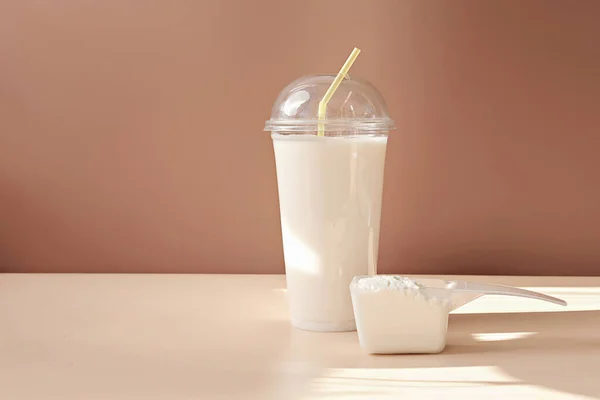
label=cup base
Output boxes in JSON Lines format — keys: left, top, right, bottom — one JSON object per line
{"left": 291, "top": 317, "right": 356, "bottom": 332}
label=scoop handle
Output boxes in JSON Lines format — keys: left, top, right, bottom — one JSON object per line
{"left": 450, "top": 281, "right": 567, "bottom": 306}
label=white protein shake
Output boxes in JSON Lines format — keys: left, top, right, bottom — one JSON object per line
{"left": 273, "top": 133, "right": 388, "bottom": 331}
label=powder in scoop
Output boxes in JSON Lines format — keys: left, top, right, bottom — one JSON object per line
{"left": 354, "top": 275, "right": 423, "bottom": 291}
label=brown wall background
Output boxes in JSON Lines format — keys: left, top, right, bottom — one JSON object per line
{"left": 1, "top": 1, "right": 599, "bottom": 275}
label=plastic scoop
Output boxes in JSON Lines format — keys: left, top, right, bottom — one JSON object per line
{"left": 349, "top": 276, "right": 567, "bottom": 354}
{"left": 445, "top": 279, "right": 566, "bottom": 310}
{"left": 352, "top": 276, "right": 566, "bottom": 312}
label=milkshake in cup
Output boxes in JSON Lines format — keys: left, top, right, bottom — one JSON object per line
{"left": 265, "top": 49, "right": 395, "bottom": 332}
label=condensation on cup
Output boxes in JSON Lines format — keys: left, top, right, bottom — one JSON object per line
{"left": 265, "top": 74, "right": 396, "bottom": 332}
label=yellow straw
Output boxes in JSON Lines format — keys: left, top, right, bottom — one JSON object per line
{"left": 317, "top": 47, "right": 361, "bottom": 136}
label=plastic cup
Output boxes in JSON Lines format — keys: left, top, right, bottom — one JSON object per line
{"left": 265, "top": 75, "right": 395, "bottom": 332}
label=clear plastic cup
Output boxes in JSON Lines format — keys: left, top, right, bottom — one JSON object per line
{"left": 265, "top": 75, "right": 395, "bottom": 332}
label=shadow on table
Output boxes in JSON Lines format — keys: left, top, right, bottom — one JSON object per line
{"left": 285, "top": 309, "right": 600, "bottom": 399}
{"left": 444, "top": 309, "right": 600, "bottom": 398}
{"left": 386, "top": 310, "right": 600, "bottom": 398}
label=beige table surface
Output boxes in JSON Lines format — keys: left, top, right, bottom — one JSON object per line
{"left": 1, "top": 274, "right": 599, "bottom": 400}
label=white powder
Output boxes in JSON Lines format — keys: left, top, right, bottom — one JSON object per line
{"left": 355, "top": 275, "right": 424, "bottom": 291}
{"left": 350, "top": 276, "right": 451, "bottom": 354}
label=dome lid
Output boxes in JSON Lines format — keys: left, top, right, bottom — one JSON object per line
{"left": 265, "top": 74, "right": 395, "bottom": 134}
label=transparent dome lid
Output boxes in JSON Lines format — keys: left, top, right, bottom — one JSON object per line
{"left": 264, "top": 74, "right": 395, "bottom": 134}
